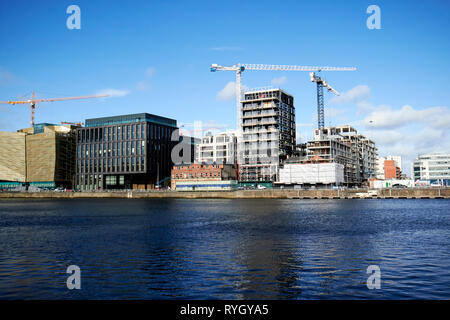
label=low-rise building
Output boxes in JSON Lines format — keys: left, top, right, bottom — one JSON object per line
{"left": 278, "top": 160, "right": 344, "bottom": 187}
{"left": 0, "top": 123, "right": 77, "bottom": 190}
{"left": 171, "top": 163, "right": 237, "bottom": 191}
{"left": 411, "top": 153, "right": 450, "bottom": 185}
{"left": 370, "top": 179, "right": 414, "bottom": 189}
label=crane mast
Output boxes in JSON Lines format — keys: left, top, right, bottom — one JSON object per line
{"left": 309, "top": 72, "right": 340, "bottom": 130}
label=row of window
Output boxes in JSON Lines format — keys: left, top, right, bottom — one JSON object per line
{"left": 173, "top": 172, "right": 221, "bottom": 179}
{"left": 77, "top": 141, "right": 146, "bottom": 158}
{"left": 78, "top": 123, "right": 175, "bottom": 143}
{"left": 77, "top": 157, "right": 146, "bottom": 173}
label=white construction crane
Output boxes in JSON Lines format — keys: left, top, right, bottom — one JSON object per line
{"left": 210, "top": 63, "right": 355, "bottom": 130}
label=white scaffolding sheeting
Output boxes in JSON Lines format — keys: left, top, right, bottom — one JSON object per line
{"left": 279, "top": 163, "right": 344, "bottom": 185}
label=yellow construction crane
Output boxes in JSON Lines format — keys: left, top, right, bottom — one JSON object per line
{"left": 0, "top": 91, "right": 108, "bottom": 127}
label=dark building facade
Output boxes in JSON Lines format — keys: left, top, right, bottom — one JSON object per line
{"left": 239, "top": 88, "right": 296, "bottom": 182}
{"left": 75, "top": 113, "right": 178, "bottom": 191}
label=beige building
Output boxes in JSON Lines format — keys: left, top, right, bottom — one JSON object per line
{"left": 0, "top": 131, "right": 27, "bottom": 183}
{"left": 0, "top": 123, "right": 77, "bottom": 189}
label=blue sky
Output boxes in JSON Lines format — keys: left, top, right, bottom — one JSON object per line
{"left": 1, "top": 0, "right": 449, "bottom": 174}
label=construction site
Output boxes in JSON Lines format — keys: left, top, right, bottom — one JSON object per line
{"left": 208, "top": 63, "right": 380, "bottom": 189}
{"left": 1, "top": 62, "right": 433, "bottom": 192}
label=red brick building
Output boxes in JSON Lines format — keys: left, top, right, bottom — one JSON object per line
{"left": 384, "top": 160, "right": 401, "bottom": 179}
{"left": 171, "top": 163, "right": 236, "bottom": 189}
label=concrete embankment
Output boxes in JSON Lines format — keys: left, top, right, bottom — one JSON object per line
{"left": 0, "top": 188, "right": 449, "bottom": 199}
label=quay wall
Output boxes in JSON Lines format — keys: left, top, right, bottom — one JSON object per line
{"left": 0, "top": 188, "right": 449, "bottom": 199}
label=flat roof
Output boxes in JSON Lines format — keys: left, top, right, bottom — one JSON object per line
{"left": 85, "top": 113, "right": 177, "bottom": 128}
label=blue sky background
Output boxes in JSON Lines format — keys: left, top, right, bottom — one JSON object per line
{"left": 1, "top": 0, "right": 449, "bottom": 174}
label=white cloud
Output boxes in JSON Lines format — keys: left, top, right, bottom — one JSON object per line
{"left": 330, "top": 85, "right": 370, "bottom": 104}
{"left": 216, "top": 82, "right": 236, "bottom": 101}
{"left": 96, "top": 88, "right": 130, "bottom": 98}
{"left": 327, "top": 83, "right": 449, "bottom": 176}
{"left": 362, "top": 125, "right": 450, "bottom": 175}
{"left": 325, "top": 107, "right": 346, "bottom": 118}
{"left": 216, "top": 82, "right": 249, "bottom": 101}
{"left": 363, "top": 104, "right": 448, "bottom": 130}
{"left": 271, "top": 76, "right": 287, "bottom": 86}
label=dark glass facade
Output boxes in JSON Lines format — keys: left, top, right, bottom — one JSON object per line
{"left": 75, "top": 113, "right": 178, "bottom": 190}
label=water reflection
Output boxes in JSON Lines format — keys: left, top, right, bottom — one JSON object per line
{"left": 0, "top": 198, "right": 449, "bottom": 299}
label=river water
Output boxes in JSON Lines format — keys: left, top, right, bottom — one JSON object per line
{"left": 0, "top": 198, "right": 448, "bottom": 299}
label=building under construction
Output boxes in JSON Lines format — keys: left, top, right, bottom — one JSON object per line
{"left": 239, "top": 88, "right": 296, "bottom": 182}
{"left": 0, "top": 123, "right": 77, "bottom": 189}
{"left": 306, "top": 125, "right": 377, "bottom": 186}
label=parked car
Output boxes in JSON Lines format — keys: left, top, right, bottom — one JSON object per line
{"left": 392, "top": 184, "right": 407, "bottom": 189}
{"left": 54, "top": 187, "right": 64, "bottom": 192}
{"left": 430, "top": 183, "right": 442, "bottom": 187}
{"left": 257, "top": 185, "right": 267, "bottom": 190}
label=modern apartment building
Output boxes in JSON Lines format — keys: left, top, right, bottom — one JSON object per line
{"left": 332, "top": 125, "right": 377, "bottom": 182}
{"left": 239, "top": 88, "right": 296, "bottom": 182}
{"left": 0, "top": 123, "right": 77, "bottom": 189}
{"left": 196, "top": 131, "right": 237, "bottom": 164}
{"left": 307, "top": 125, "right": 377, "bottom": 185}
{"left": 308, "top": 127, "right": 356, "bottom": 184}
{"left": 411, "top": 153, "right": 450, "bottom": 184}
{"left": 75, "top": 113, "right": 178, "bottom": 191}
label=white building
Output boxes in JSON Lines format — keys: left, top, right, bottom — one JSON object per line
{"left": 278, "top": 162, "right": 344, "bottom": 186}
{"left": 376, "top": 155, "right": 402, "bottom": 179}
{"left": 370, "top": 179, "right": 414, "bottom": 189}
{"left": 196, "top": 131, "right": 237, "bottom": 164}
{"left": 308, "top": 125, "right": 377, "bottom": 185}
{"left": 411, "top": 153, "right": 450, "bottom": 184}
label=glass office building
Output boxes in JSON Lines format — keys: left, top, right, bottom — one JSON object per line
{"left": 75, "top": 113, "right": 178, "bottom": 191}
{"left": 411, "top": 153, "right": 450, "bottom": 185}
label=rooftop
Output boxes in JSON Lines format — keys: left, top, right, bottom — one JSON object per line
{"left": 85, "top": 113, "right": 177, "bottom": 128}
